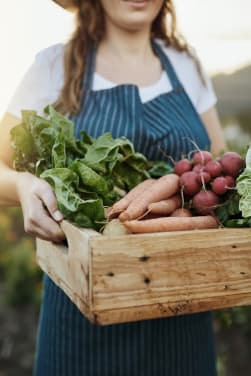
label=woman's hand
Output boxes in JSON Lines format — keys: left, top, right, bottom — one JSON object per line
{"left": 16, "top": 172, "right": 65, "bottom": 243}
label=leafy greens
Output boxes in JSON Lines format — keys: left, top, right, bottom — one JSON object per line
{"left": 11, "top": 106, "right": 170, "bottom": 230}
{"left": 236, "top": 144, "right": 251, "bottom": 219}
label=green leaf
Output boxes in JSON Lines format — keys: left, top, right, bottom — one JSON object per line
{"left": 147, "top": 160, "right": 174, "bottom": 178}
{"left": 70, "top": 160, "right": 110, "bottom": 196}
{"left": 224, "top": 218, "right": 251, "bottom": 228}
{"left": 113, "top": 162, "right": 146, "bottom": 191}
{"left": 214, "top": 206, "right": 229, "bottom": 224}
{"left": 10, "top": 107, "right": 154, "bottom": 230}
{"left": 40, "top": 168, "right": 105, "bottom": 230}
{"left": 10, "top": 120, "right": 37, "bottom": 173}
{"left": 52, "top": 134, "right": 66, "bottom": 168}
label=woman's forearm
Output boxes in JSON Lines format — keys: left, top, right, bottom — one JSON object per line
{"left": 0, "top": 160, "right": 22, "bottom": 207}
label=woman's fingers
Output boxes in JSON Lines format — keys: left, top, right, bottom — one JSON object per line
{"left": 16, "top": 173, "right": 65, "bottom": 242}
{"left": 24, "top": 197, "right": 65, "bottom": 242}
{"left": 35, "top": 180, "right": 64, "bottom": 222}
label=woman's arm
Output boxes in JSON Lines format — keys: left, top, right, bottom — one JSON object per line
{"left": 0, "top": 112, "right": 65, "bottom": 242}
{"left": 0, "top": 113, "right": 23, "bottom": 205}
{"left": 200, "top": 106, "right": 227, "bottom": 155}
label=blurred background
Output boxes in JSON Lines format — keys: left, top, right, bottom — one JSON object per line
{"left": 0, "top": 0, "right": 250, "bottom": 375}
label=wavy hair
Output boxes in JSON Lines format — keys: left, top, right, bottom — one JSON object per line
{"left": 55, "top": 0, "right": 202, "bottom": 115}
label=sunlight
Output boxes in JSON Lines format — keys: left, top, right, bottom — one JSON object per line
{"left": 0, "top": 0, "right": 250, "bottom": 117}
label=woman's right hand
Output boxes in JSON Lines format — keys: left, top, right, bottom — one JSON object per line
{"left": 16, "top": 172, "right": 66, "bottom": 243}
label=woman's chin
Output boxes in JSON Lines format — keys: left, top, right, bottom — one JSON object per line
{"left": 117, "top": 16, "right": 153, "bottom": 32}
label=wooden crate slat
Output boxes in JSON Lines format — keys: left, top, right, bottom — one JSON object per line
{"left": 93, "top": 292, "right": 251, "bottom": 325}
{"left": 36, "top": 221, "right": 251, "bottom": 325}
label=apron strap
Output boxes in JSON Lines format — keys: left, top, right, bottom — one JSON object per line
{"left": 82, "top": 44, "right": 96, "bottom": 92}
{"left": 151, "top": 39, "right": 183, "bottom": 91}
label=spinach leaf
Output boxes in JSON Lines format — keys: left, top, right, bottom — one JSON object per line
{"left": 11, "top": 106, "right": 161, "bottom": 231}
{"left": 40, "top": 168, "right": 105, "bottom": 230}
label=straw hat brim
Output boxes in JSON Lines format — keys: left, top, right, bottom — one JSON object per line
{"left": 53, "top": 0, "right": 78, "bottom": 11}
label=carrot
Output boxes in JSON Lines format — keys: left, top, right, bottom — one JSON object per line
{"left": 108, "top": 179, "right": 156, "bottom": 219}
{"left": 119, "top": 174, "right": 180, "bottom": 222}
{"left": 147, "top": 194, "right": 181, "bottom": 215}
{"left": 123, "top": 215, "right": 218, "bottom": 233}
{"left": 170, "top": 208, "right": 192, "bottom": 217}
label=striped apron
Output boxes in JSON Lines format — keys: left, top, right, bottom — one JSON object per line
{"left": 34, "top": 40, "right": 217, "bottom": 376}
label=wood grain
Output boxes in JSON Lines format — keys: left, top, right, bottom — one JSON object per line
{"left": 36, "top": 221, "right": 251, "bottom": 325}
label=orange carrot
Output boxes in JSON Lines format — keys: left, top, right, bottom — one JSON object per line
{"left": 170, "top": 208, "right": 192, "bottom": 217}
{"left": 147, "top": 194, "right": 181, "bottom": 215}
{"left": 119, "top": 174, "right": 180, "bottom": 222}
{"left": 123, "top": 215, "right": 218, "bottom": 233}
{"left": 108, "top": 179, "right": 156, "bottom": 219}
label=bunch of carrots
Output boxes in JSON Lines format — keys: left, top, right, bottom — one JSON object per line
{"left": 106, "top": 150, "right": 245, "bottom": 234}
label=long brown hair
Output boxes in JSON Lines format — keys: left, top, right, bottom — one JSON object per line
{"left": 55, "top": 0, "right": 201, "bottom": 115}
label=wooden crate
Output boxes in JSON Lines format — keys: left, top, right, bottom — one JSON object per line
{"left": 36, "top": 220, "right": 251, "bottom": 325}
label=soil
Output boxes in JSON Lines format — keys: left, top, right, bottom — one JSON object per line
{"left": 0, "top": 287, "right": 39, "bottom": 376}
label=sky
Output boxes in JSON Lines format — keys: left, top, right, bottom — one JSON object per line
{"left": 0, "top": 0, "right": 251, "bottom": 118}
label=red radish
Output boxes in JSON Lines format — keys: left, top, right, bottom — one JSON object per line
{"left": 180, "top": 171, "right": 201, "bottom": 196}
{"left": 192, "top": 190, "right": 220, "bottom": 215}
{"left": 193, "top": 164, "right": 204, "bottom": 173}
{"left": 211, "top": 177, "right": 229, "bottom": 195}
{"left": 196, "top": 171, "right": 211, "bottom": 184}
{"left": 220, "top": 152, "right": 245, "bottom": 178}
{"left": 174, "top": 159, "right": 192, "bottom": 176}
{"left": 225, "top": 175, "right": 235, "bottom": 188}
{"left": 192, "top": 150, "right": 213, "bottom": 165}
{"left": 204, "top": 160, "right": 222, "bottom": 177}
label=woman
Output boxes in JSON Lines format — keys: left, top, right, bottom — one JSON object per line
{"left": 0, "top": 0, "right": 227, "bottom": 374}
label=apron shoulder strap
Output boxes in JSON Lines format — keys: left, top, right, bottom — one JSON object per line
{"left": 82, "top": 44, "right": 97, "bottom": 91}
{"left": 151, "top": 39, "right": 183, "bottom": 90}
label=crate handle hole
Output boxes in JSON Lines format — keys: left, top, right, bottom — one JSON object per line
{"left": 54, "top": 238, "right": 69, "bottom": 254}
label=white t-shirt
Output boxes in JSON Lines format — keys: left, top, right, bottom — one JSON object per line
{"left": 7, "top": 41, "right": 217, "bottom": 118}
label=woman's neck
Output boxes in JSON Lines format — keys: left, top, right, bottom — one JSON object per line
{"left": 96, "top": 19, "right": 162, "bottom": 86}
{"left": 98, "top": 21, "right": 154, "bottom": 63}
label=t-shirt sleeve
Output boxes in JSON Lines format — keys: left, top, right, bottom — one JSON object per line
{"left": 7, "top": 49, "right": 56, "bottom": 118}
{"left": 161, "top": 43, "right": 217, "bottom": 115}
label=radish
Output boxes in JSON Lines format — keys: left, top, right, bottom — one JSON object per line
{"left": 174, "top": 159, "right": 192, "bottom": 176}
{"left": 220, "top": 152, "right": 245, "bottom": 178}
{"left": 193, "top": 164, "right": 204, "bottom": 174}
{"left": 204, "top": 160, "right": 222, "bottom": 177}
{"left": 192, "top": 150, "right": 213, "bottom": 165}
{"left": 196, "top": 171, "right": 211, "bottom": 184}
{"left": 103, "top": 219, "right": 131, "bottom": 236}
{"left": 192, "top": 190, "right": 220, "bottom": 215}
{"left": 225, "top": 175, "right": 235, "bottom": 188}
{"left": 211, "top": 176, "right": 229, "bottom": 195}
{"left": 180, "top": 171, "right": 201, "bottom": 196}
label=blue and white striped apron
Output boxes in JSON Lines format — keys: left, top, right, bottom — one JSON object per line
{"left": 34, "top": 40, "right": 217, "bottom": 376}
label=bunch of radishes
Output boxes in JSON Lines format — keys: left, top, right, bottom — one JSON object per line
{"left": 175, "top": 150, "right": 245, "bottom": 215}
